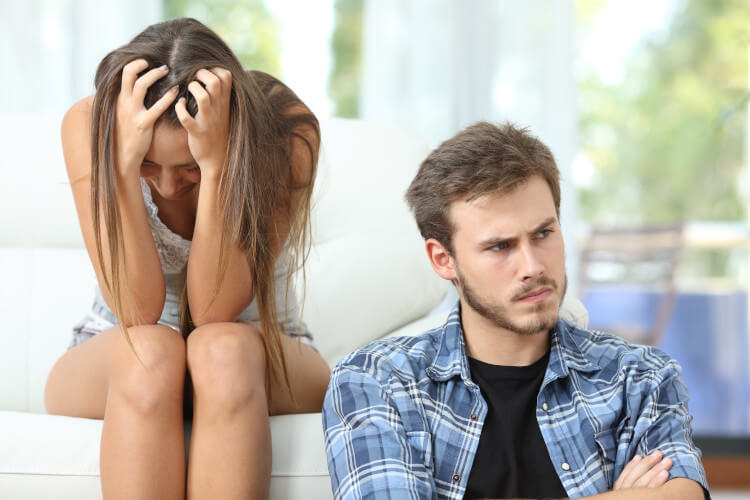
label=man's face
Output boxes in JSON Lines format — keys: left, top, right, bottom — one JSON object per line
{"left": 447, "top": 176, "right": 566, "bottom": 336}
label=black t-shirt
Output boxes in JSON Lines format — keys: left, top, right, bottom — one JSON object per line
{"left": 463, "top": 350, "right": 567, "bottom": 500}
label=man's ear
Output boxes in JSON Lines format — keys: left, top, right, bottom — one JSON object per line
{"left": 425, "top": 238, "right": 457, "bottom": 281}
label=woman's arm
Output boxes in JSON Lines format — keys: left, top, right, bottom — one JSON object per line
{"left": 187, "top": 171, "right": 254, "bottom": 326}
{"left": 180, "top": 69, "right": 316, "bottom": 326}
{"left": 64, "top": 60, "right": 177, "bottom": 325}
{"left": 178, "top": 68, "right": 248, "bottom": 326}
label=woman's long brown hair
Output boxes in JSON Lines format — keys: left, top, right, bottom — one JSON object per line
{"left": 90, "top": 18, "right": 319, "bottom": 397}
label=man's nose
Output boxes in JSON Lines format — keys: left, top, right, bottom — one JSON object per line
{"left": 519, "top": 242, "right": 545, "bottom": 280}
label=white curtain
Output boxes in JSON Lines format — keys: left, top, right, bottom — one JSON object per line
{"left": 1, "top": 0, "right": 162, "bottom": 115}
{"left": 360, "top": 0, "right": 579, "bottom": 293}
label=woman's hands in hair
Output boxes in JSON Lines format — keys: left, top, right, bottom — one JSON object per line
{"left": 174, "top": 68, "right": 232, "bottom": 181}
{"left": 115, "top": 59, "right": 178, "bottom": 177}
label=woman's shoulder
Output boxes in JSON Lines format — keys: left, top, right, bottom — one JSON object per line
{"left": 61, "top": 95, "right": 94, "bottom": 148}
{"left": 62, "top": 95, "right": 94, "bottom": 130}
{"left": 61, "top": 95, "right": 95, "bottom": 179}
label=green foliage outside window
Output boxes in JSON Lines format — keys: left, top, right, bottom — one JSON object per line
{"left": 163, "top": 0, "right": 283, "bottom": 77}
{"left": 163, "top": 0, "right": 363, "bottom": 118}
{"left": 577, "top": 0, "right": 750, "bottom": 225}
{"left": 328, "top": 0, "right": 363, "bottom": 118}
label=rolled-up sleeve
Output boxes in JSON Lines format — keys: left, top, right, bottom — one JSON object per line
{"left": 322, "top": 364, "right": 436, "bottom": 500}
{"left": 631, "top": 356, "right": 710, "bottom": 496}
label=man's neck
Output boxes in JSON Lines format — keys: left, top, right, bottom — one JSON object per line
{"left": 460, "top": 303, "right": 552, "bottom": 367}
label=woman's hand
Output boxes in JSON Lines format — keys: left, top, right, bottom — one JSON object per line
{"left": 114, "top": 59, "right": 178, "bottom": 177}
{"left": 174, "top": 68, "right": 232, "bottom": 181}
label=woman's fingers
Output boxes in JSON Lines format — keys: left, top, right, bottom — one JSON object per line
{"left": 120, "top": 59, "right": 149, "bottom": 97}
{"left": 195, "top": 68, "right": 222, "bottom": 96}
{"left": 211, "top": 67, "right": 233, "bottom": 91}
{"left": 145, "top": 85, "right": 179, "bottom": 122}
{"left": 187, "top": 80, "right": 210, "bottom": 111}
{"left": 174, "top": 97, "right": 196, "bottom": 131}
{"left": 132, "top": 65, "right": 170, "bottom": 102}
{"left": 187, "top": 67, "right": 232, "bottom": 119}
{"left": 178, "top": 68, "right": 231, "bottom": 171}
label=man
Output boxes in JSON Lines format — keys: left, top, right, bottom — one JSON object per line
{"left": 322, "top": 122, "right": 708, "bottom": 500}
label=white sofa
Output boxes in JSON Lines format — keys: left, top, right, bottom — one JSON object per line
{"left": 0, "top": 115, "right": 587, "bottom": 499}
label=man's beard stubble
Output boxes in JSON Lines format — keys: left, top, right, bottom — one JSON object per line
{"left": 456, "top": 268, "right": 567, "bottom": 336}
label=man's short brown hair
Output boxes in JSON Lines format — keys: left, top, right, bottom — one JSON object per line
{"left": 405, "top": 121, "right": 560, "bottom": 253}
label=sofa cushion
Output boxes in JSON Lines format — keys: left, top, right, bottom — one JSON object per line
{"left": 0, "top": 248, "right": 94, "bottom": 412}
{"left": 0, "top": 410, "right": 333, "bottom": 500}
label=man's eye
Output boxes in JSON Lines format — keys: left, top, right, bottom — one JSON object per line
{"left": 491, "top": 242, "right": 509, "bottom": 251}
{"left": 536, "top": 229, "right": 552, "bottom": 239}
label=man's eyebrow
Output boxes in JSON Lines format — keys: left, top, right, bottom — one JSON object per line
{"left": 477, "top": 235, "right": 515, "bottom": 248}
{"left": 476, "top": 216, "right": 558, "bottom": 248}
{"left": 532, "top": 216, "right": 558, "bottom": 233}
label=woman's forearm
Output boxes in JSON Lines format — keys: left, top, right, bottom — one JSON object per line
{"left": 100, "top": 172, "right": 166, "bottom": 324}
{"left": 187, "top": 174, "right": 254, "bottom": 326}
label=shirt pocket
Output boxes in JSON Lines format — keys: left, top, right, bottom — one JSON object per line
{"left": 594, "top": 429, "right": 617, "bottom": 487}
{"left": 406, "top": 430, "right": 434, "bottom": 471}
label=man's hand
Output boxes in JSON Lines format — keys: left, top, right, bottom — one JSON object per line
{"left": 613, "top": 450, "right": 672, "bottom": 490}
{"left": 473, "top": 451, "right": 675, "bottom": 500}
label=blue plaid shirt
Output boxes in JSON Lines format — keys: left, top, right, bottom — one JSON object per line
{"left": 322, "top": 302, "right": 708, "bottom": 499}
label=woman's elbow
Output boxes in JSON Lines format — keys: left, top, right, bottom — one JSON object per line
{"left": 103, "top": 295, "right": 165, "bottom": 327}
{"left": 121, "top": 304, "right": 165, "bottom": 327}
{"left": 189, "top": 302, "right": 247, "bottom": 328}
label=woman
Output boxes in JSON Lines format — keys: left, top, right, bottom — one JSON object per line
{"left": 44, "top": 18, "right": 331, "bottom": 500}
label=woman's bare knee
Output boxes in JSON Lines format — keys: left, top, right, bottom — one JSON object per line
{"left": 108, "top": 324, "right": 186, "bottom": 416}
{"left": 187, "top": 322, "right": 267, "bottom": 415}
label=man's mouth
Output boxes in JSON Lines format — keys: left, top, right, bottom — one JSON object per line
{"left": 516, "top": 287, "right": 553, "bottom": 303}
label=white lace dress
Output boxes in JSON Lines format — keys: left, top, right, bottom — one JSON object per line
{"left": 69, "top": 179, "right": 313, "bottom": 349}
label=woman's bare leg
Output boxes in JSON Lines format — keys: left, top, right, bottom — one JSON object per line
{"left": 186, "top": 322, "right": 330, "bottom": 500}
{"left": 45, "top": 325, "right": 187, "bottom": 500}
{"left": 186, "top": 322, "right": 270, "bottom": 499}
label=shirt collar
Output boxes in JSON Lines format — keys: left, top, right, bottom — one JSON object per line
{"left": 426, "top": 302, "right": 472, "bottom": 383}
{"left": 426, "top": 300, "right": 599, "bottom": 384}
{"left": 545, "top": 317, "right": 599, "bottom": 384}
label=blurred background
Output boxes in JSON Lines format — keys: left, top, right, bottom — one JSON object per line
{"left": 2, "top": 0, "right": 749, "bottom": 489}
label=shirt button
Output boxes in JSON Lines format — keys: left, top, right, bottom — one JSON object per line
{"left": 561, "top": 462, "right": 571, "bottom": 471}
{"left": 470, "top": 414, "right": 478, "bottom": 421}
{"left": 542, "top": 402, "right": 549, "bottom": 411}
{"left": 452, "top": 474, "right": 461, "bottom": 482}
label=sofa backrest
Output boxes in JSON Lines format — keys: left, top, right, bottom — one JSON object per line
{"left": 0, "top": 112, "right": 82, "bottom": 248}
{"left": 300, "top": 118, "right": 448, "bottom": 363}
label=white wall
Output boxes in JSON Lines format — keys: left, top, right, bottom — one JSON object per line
{"left": 0, "top": 0, "right": 162, "bottom": 115}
